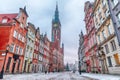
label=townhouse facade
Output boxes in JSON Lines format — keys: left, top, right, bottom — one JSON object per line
{"left": 43, "top": 34, "right": 50, "bottom": 72}
{"left": 79, "top": 0, "right": 120, "bottom": 74}
{"left": 0, "top": 7, "right": 28, "bottom": 74}
{"left": 23, "top": 22, "right": 36, "bottom": 73}
{"left": 38, "top": 34, "right": 44, "bottom": 72}
{"left": 32, "top": 27, "right": 40, "bottom": 73}
{"left": 0, "top": 3, "right": 64, "bottom": 75}
{"left": 78, "top": 31, "right": 86, "bottom": 72}
{"left": 84, "top": 1, "right": 99, "bottom": 73}
{"left": 106, "top": 0, "right": 120, "bottom": 74}
{"left": 93, "top": 0, "right": 120, "bottom": 74}
{"left": 84, "top": 35, "right": 89, "bottom": 72}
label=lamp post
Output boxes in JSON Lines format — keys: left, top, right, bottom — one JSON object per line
{"left": 79, "top": 60, "right": 81, "bottom": 75}
{"left": 0, "top": 45, "right": 9, "bottom": 79}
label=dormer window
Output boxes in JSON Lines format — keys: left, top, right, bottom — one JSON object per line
{"left": 2, "top": 18, "right": 8, "bottom": 23}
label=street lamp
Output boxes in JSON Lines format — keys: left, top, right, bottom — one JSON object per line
{"left": 78, "top": 60, "right": 81, "bottom": 75}
{"left": 0, "top": 45, "right": 9, "bottom": 79}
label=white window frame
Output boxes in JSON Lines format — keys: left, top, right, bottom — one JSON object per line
{"left": 102, "top": 29, "right": 106, "bottom": 40}
{"left": 15, "top": 46, "right": 19, "bottom": 54}
{"left": 19, "top": 47, "right": 23, "bottom": 55}
{"left": 13, "top": 30, "right": 18, "bottom": 38}
{"left": 2, "top": 19, "right": 8, "bottom": 23}
{"left": 110, "top": 40, "right": 117, "bottom": 51}
{"left": 98, "top": 35, "right": 101, "bottom": 43}
{"left": 107, "top": 24, "right": 112, "bottom": 35}
{"left": 18, "top": 34, "right": 22, "bottom": 41}
{"left": 98, "top": 7, "right": 100, "bottom": 14}
{"left": 10, "top": 44, "right": 15, "bottom": 53}
{"left": 22, "top": 36, "right": 25, "bottom": 43}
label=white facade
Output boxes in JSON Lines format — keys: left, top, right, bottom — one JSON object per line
{"left": 105, "top": 36, "right": 120, "bottom": 74}
{"left": 22, "top": 24, "right": 36, "bottom": 72}
{"left": 94, "top": 0, "right": 120, "bottom": 74}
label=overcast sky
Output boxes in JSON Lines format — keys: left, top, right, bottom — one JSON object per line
{"left": 0, "top": 0, "right": 94, "bottom": 64}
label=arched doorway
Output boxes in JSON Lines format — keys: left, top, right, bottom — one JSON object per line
{"left": 100, "top": 53, "right": 109, "bottom": 74}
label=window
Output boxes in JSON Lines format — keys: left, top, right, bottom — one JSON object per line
{"left": 98, "top": 7, "right": 100, "bottom": 13}
{"left": 22, "top": 36, "right": 25, "bottom": 42}
{"left": 93, "top": 35, "right": 96, "bottom": 44}
{"left": 111, "top": 0, "right": 118, "bottom": 7}
{"left": 20, "top": 23, "right": 24, "bottom": 28}
{"left": 114, "top": 53, "right": 120, "bottom": 66}
{"left": 100, "top": 16, "right": 102, "bottom": 23}
{"left": 105, "top": 44, "right": 109, "bottom": 54}
{"left": 13, "top": 30, "right": 18, "bottom": 38}
{"left": 19, "top": 47, "right": 23, "bottom": 55}
{"left": 102, "top": 30, "right": 106, "bottom": 40}
{"left": 15, "top": 46, "right": 19, "bottom": 54}
{"left": 10, "top": 44, "right": 15, "bottom": 53}
{"left": 107, "top": 56, "right": 113, "bottom": 67}
{"left": 107, "top": 24, "right": 112, "bottom": 35}
{"left": 2, "top": 19, "right": 7, "bottom": 23}
{"left": 117, "top": 12, "right": 120, "bottom": 24}
{"left": 98, "top": 35, "right": 101, "bottom": 43}
{"left": 102, "top": 0, "right": 106, "bottom": 6}
{"left": 105, "top": 10, "right": 107, "bottom": 17}
{"left": 18, "top": 34, "right": 22, "bottom": 41}
{"left": 111, "top": 40, "right": 117, "bottom": 51}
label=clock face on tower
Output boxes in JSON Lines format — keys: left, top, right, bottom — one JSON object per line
{"left": 53, "top": 23, "right": 58, "bottom": 27}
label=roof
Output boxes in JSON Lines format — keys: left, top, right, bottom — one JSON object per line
{"left": 0, "top": 13, "right": 18, "bottom": 23}
{"left": 20, "top": 6, "right": 29, "bottom": 17}
{"left": 52, "top": 3, "right": 61, "bottom": 25}
{"left": 28, "top": 22, "right": 36, "bottom": 31}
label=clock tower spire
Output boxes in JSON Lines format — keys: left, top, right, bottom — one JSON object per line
{"left": 52, "top": 2, "right": 61, "bottom": 48}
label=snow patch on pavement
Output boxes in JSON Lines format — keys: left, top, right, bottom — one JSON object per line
{"left": 81, "top": 73, "right": 120, "bottom": 80}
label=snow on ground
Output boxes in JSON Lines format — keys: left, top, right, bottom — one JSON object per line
{"left": 4, "top": 71, "right": 120, "bottom": 80}
{"left": 2, "top": 72, "right": 96, "bottom": 80}
{"left": 81, "top": 73, "right": 120, "bottom": 80}
{"left": 3, "top": 73, "right": 61, "bottom": 80}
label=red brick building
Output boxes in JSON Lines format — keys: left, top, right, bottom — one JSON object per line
{"left": 32, "top": 27, "right": 40, "bottom": 73}
{"left": 84, "top": 1, "right": 99, "bottom": 73}
{"left": 0, "top": 7, "right": 28, "bottom": 73}
{"left": 84, "top": 35, "right": 90, "bottom": 72}
{"left": 43, "top": 34, "right": 50, "bottom": 72}
{"left": 49, "top": 4, "right": 64, "bottom": 72}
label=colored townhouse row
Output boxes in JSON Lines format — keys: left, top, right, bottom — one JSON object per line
{"left": 78, "top": 0, "right": 120, "bottom": 74}
{"left": 0, "top": 4, "right": 64, "bottom": 74}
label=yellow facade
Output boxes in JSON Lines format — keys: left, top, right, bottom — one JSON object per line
{"left": 94, "top": 0, "right": 120, "bottom": 74}
{"left": 93, "top": 0, "right": 111, "bottom": 74}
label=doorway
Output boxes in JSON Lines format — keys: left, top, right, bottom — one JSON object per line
{"left": 12, "top": 62, "right": 16, "bottom": 74}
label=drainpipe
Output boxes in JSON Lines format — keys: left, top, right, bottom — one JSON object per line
{"left": 107, "top": 0, "right": 120, "bottom": 46}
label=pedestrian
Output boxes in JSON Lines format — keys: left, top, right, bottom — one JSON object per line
{"left": 45, "top": 71, "right": 47, "bottom": 74}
